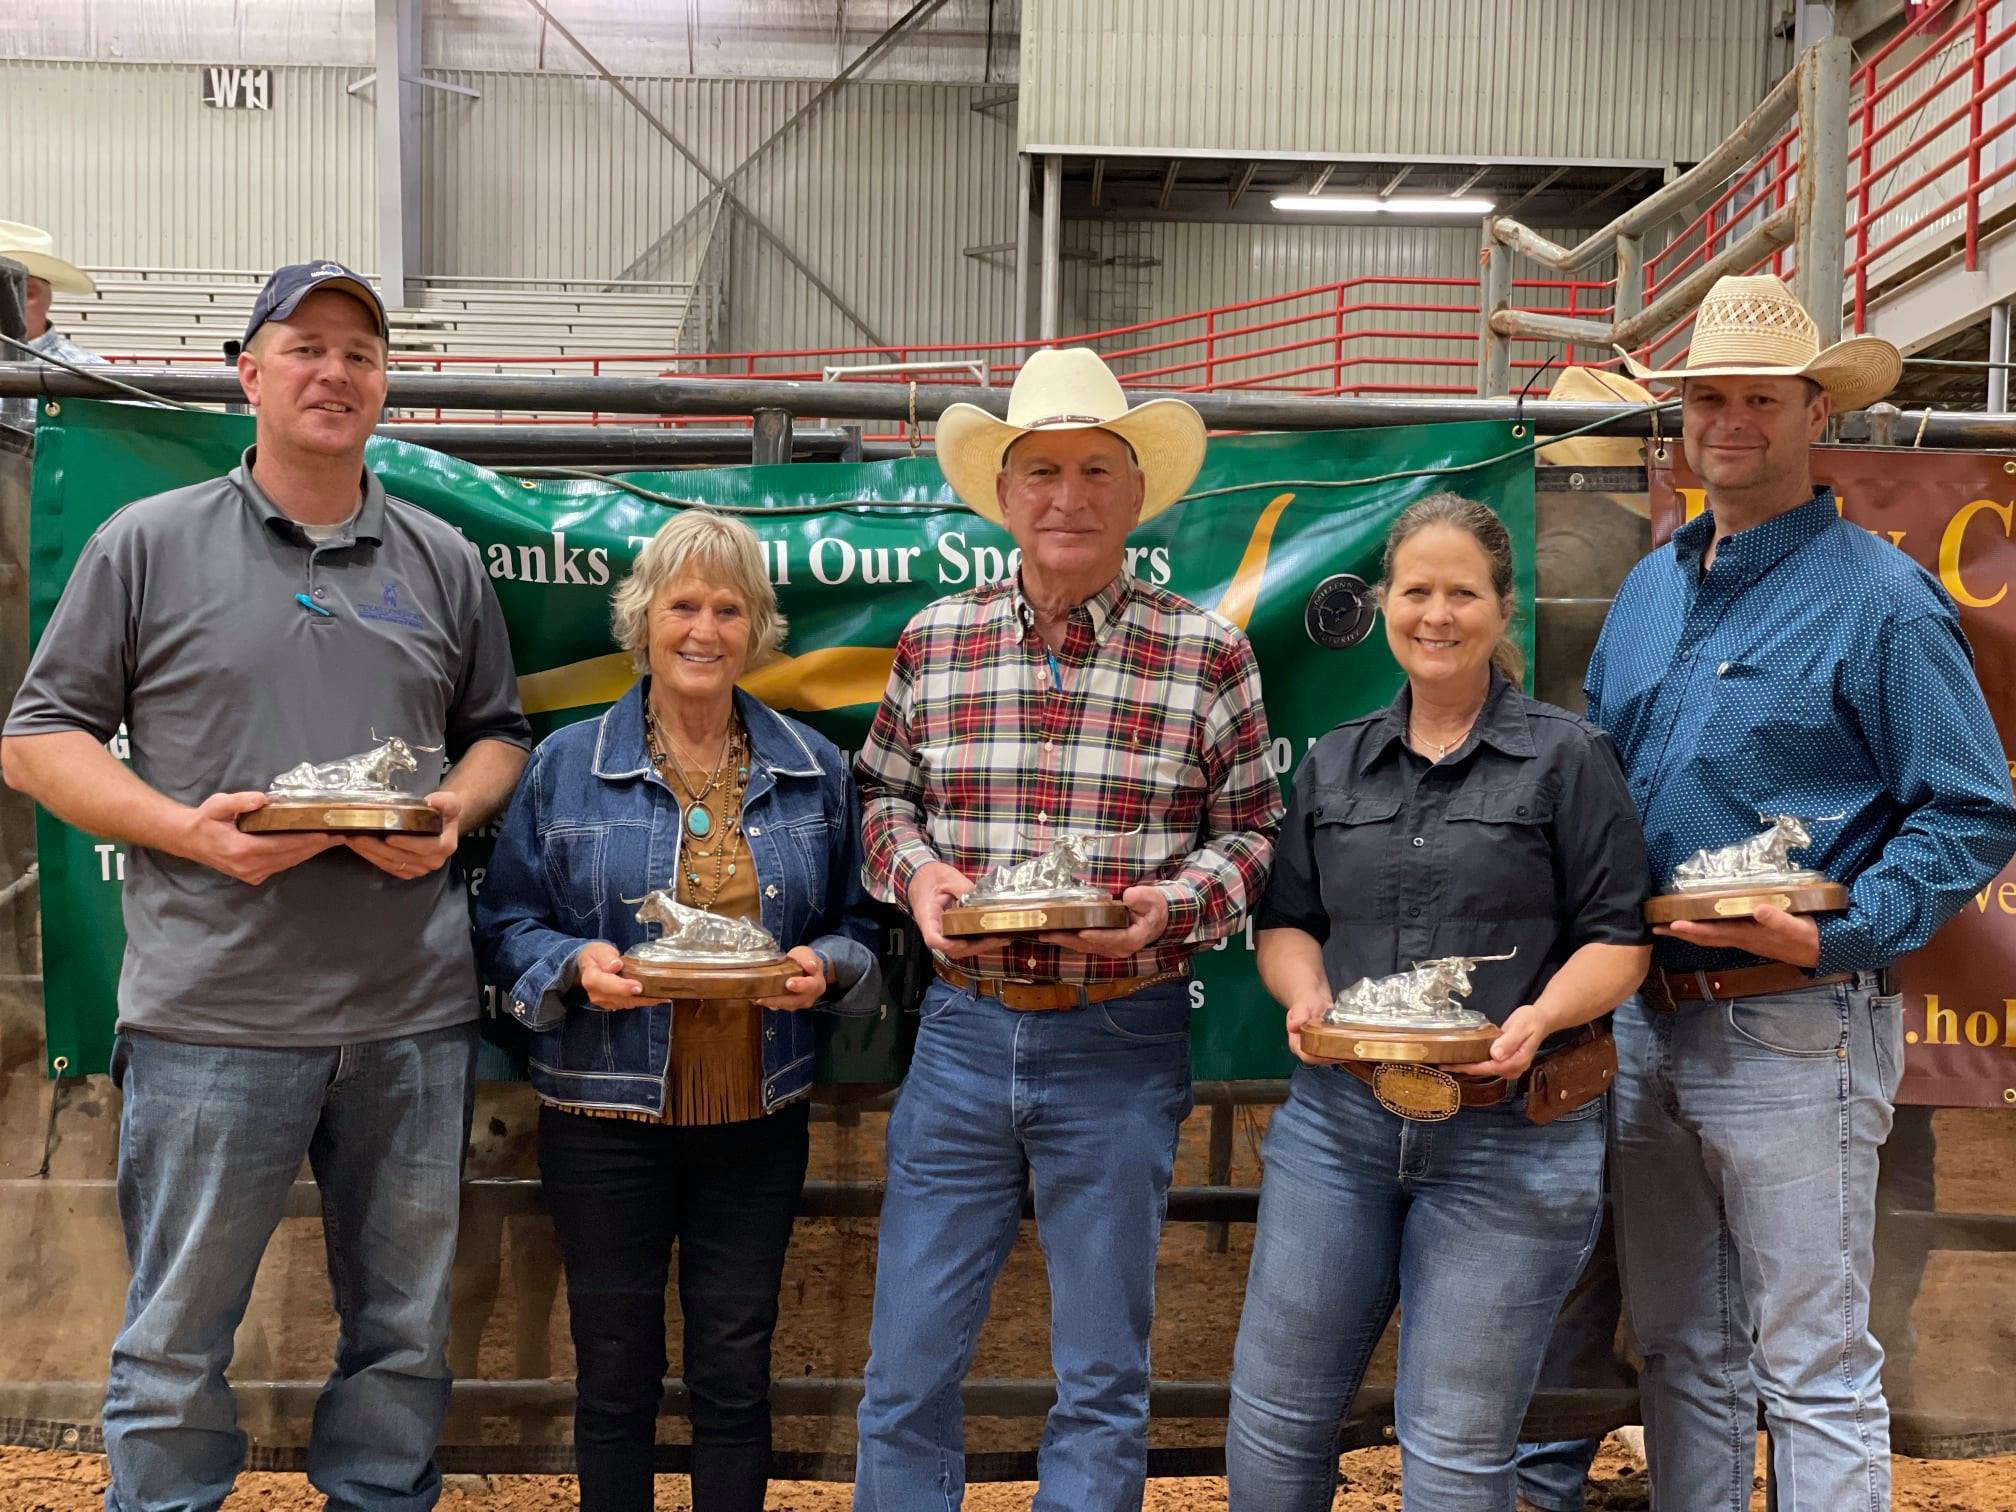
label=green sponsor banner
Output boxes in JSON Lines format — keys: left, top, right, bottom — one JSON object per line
{"left": 26, "top": 399, "right": 1533, "bottom": 1082}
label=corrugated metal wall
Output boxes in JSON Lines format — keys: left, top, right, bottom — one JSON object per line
{"left": 419, "top": 73, "right": 1020, "bottom": 351}
{"left": 0, "top": 60, "right": 377, "bottom": 272}
{"left": 1021, "top": 0, "right": 1774, "bottom": 162}
{"left": 0, "top": 60, "right": 1019, "bottom": 351}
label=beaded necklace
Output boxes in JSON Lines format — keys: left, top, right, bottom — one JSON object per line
{"left": 645, "top": 706, "right": 751, "bottom": 909}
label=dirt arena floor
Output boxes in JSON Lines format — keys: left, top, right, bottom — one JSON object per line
{"left": 5, "top": 1438, "right": 2015, "bottom": 1510}
{"left": 3, "top": 1069, "right": 2013, "bottom": 1511}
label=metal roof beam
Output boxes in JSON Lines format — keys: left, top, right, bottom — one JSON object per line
{"left": 1502, "top": 163, "right": 1572, "bottom": 216}
{"left": 1229, "top": 161, "right": 1259, "bottom": 208}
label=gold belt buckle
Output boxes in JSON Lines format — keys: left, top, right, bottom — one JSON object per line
{"left": 1371, "top": 1064, "right": 1462, "bottom": 1122}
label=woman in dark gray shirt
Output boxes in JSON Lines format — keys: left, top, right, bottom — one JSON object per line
{"left": 1225, "top": 494, "right": 1652, "bottom": 1512}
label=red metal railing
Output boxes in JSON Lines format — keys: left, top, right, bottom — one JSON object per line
{"left": 98, "top": 9, "right": 2004, "bottom": 421}
{"left": 1635, "top": 0, "right": 2013, "bottom": 366}
{"left": 108, "top": 274, "right": 1611, "bottom": 432}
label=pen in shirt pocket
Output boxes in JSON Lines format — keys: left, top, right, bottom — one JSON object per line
{"left": 295, "top": 592, "right": 333, "bottom": 617}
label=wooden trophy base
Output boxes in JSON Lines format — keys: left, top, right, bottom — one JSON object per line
{"left": 940, "top": 897, "right": 1131, "bottom": 938}
{"left": 1644, "top": 880, "right": 1848, "bottom": 925}
{"left": 618, "top": 954, "right": 801, "bottom": 1002}
{"left": 237, "top": 798, "right": 443, "bottom": 835}
{"left": 1299, "top": 1019, "right": 1502, "bottom": 1066}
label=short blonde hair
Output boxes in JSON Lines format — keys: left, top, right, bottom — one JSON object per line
{"left": 610, "top": 509, "right": 787, "bottom": 673}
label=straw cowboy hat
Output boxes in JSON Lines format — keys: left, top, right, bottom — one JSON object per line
{"left": 0, "top": 221, "right": 95, "bottom": 295}
{"left": 935, "top": 347, "right": 1207, "bottom": 525}
{"left": 1621, "top": 273, "right": 1898, "bottom": 411}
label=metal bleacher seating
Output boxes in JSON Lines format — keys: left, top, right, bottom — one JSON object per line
{"left": 59, "top": 269, "right": 718, "bottom": 370}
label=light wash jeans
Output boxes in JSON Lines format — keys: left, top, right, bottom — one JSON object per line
{"left": 104, "top": 1023, "right": 478, "bottom": 1512}
{"left": 1514, "top": 1194, "right": 1628, "bottom": 1512}
{"left": 1612, "top": 977, "right": 1903, "bottom": 1512}
{"left": 852, "top": 977, "right": 1195, "bottom": 1512}
{"left": 1225, "top": 1062, "right": 1606, "bottom": 1511}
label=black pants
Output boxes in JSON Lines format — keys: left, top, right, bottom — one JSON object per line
{"left": 539, "top": 1099, "right": 811, "bottom": 1512}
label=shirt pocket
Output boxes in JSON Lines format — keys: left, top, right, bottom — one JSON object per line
{"left": 538, "top": 823, "right": 609, "bottom": 931}
{"left": 778, "top": 814, "right": 834, "bottom": 924}
{"left": 1442, "top": 785, "right": 1560, "bottom": 922}
{"left": 1695, "top": 662, "right": 1856, "bottom": 776}
{"left": 1312, "top": 793, "right": 1401, "bottom": 923}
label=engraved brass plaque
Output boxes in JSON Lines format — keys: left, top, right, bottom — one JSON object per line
{"left": 978, "top": 909, "right": 1048, "bottom": 931}
{"left": 1714, "top": 892, "right": 1791, "bottom": 916}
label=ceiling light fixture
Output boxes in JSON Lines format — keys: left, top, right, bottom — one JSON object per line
{"left": 1271, "top": 195, "right": 1495, "bottom": 215}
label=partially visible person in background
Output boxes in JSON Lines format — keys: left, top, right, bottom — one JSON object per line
{"left": 0, "top": 220, "right": 105, "bottom": 367}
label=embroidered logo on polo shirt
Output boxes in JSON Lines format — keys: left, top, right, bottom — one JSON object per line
{"left": 356, "top": 579, "right": 425, "bottom": 629}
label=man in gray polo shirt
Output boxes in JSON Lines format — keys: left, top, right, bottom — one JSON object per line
{"left": 1, "top": 261, "right": 531, "bottom": 1512}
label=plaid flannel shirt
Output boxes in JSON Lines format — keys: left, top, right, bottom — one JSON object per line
{"left": 857, "top": 572, "right": 1282, "bottom": 984}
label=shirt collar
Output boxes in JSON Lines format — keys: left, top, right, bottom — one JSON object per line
{"left": 232, "top": 446, "right": 386, "bottom": 545}
{"left": 1671, "top": 486, "right": 1837, "bottom": 585}
{"left": 1009, "top": 570, "right": 1133, "bottom": 642}
{"left": 1358, "top": 672, "right": 1534, "bottom": 774}
{"left": 591, "top": 680, "right": 824, "bottom": 782}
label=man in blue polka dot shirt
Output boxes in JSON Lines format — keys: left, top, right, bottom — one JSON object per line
{"left": 1585, "top": 275, "right": 2016, "bottom": 1512}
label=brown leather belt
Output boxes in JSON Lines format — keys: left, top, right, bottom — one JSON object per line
{"left": 1642, "top": 963, "right": 1853, "bottom": 1011}
{"left": 1339, "top": 1021, "right": 1606, "bottom": 1108}
{"left": 933, "top": 962, "right": 1186, "bottom": 1012}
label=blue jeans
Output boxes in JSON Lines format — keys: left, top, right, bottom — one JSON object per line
{"left": 1612, "top": 979, "right": 1903, "bottom": 1512}
{"left": 852, "top": 977, "right": 1195, "bottom": 1511}
{"left": 1515, "top": 1193, "right": 1627, "bottom": 1512}
{"left": 105, "top": 1023, "right": 479, "bottom": 1512}
{"left": 1226, "top": 1063, "right": 1606, "bottom": 1512}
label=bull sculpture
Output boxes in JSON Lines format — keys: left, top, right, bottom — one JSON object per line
{"left": 267, "top": 732, "right": 441, "bottom": 798}
{"left": 963, "top": 824, "right": 1143, "bottom": 903}
{"left": 1327, "top": 949, "right": 1518, "bottom": 1028}
{"left": 1670, "top": 813, "right": 1826, "bottom": 893}
{"left": 627, "top": 889, "right": 781, "bottom": 963}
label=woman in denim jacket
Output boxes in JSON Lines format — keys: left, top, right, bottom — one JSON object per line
{"left": 474, "top": 508, "right": 880, "bottom": 1512}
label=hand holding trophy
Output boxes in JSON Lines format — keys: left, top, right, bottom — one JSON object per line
{"left": 1297, "top": 949, "right": 1516, "bottom": 1067}
{"left": 1644, "top": 812, "right": 1848, "bottom": 924}
{"left": 940, "top": 826, "right": 1134, "bottom": 937}
{"left": 235, "top": 732, "right": 446, "bottom": 834}
{"left": 616, "top": 884, "right": 800, "bottom": 1001}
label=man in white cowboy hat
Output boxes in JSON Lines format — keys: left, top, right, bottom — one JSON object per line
{"left": 852, "top": 347, "right": 1282, "bottom": 1507}
{"left": 0, "top": 221, "right": 104, "bottom": 427}
{"left": 1586, "top": 273, "right": 2016, "bottom": 1511}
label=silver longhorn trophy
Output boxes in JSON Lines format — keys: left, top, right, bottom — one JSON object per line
{"left": 264, "top": 731, "right": 442, "bottom": 801}
{"left": 1669, "top": 813, "right": 1833, "bottom": 894}
{"left": 624, "top": 888, "right": 783, "bottom": 966}
{"left": 959, "top": 824, "right": 1142, "bottom": 907}
{"left": 1323, "top": 950, "right": 1518, "bottom": 1032}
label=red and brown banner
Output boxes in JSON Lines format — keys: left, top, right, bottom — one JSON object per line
{"left": 1652, "top": 446, "right": 2016, "bottom": 1109}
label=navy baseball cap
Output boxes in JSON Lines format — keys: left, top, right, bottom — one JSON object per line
{"left": 243, "top": 261, "right": 389, "bottom": 346}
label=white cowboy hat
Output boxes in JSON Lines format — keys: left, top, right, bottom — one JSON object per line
{"left": 0, "top": 221, "right": 95, "bottom": 295}
{"left": 935, "top": 347, "right": 1207, "bottom": 525}
{"left": 1620, "top": 273, "right": 1899, "bottom": 411}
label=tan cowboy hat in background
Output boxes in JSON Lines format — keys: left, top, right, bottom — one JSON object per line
{"left": 1537, "top": 367, "right": 1658, "bottom": 519}
{"left": 0, "top": 221, "right": 95, "bottom": 295}
{"left": 935, "top": 347, "right": 1208, "bottom": 525}
{"left": 1621, "top": 273, "right": 1899, "bottom": 410}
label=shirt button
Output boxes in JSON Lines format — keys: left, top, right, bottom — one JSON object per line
{"left": 313, "top": 587, "right": 327, "bottom": 599}
{"left": 1038, "top": 811, "right": 1049, "bottom": 824}
{"left": 747, "top": 826, "right": 761, "bottom": 836}
{"left": 1408, "top": 906, "right": 1421, "bottom": 917}
{"left": 1411, "top": 836, "right": 1425, "bottom": 848}
{"left": 764, "top": 884, "right": 778, "bottom": 899}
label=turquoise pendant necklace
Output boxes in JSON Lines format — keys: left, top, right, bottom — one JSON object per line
{"left": 645, "top": 704, "right": 751, "bottom": 906}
